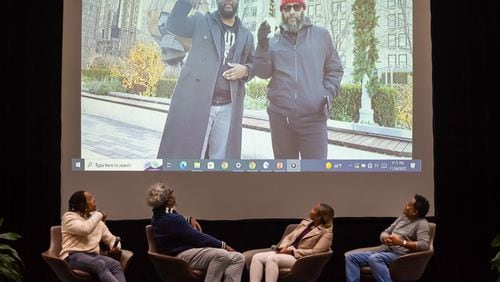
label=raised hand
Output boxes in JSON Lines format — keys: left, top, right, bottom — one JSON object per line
{"left": 257, "top": 21, "right": 271, "bottom": 49}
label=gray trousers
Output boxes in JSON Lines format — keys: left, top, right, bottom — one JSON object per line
{"left": 67, "top": 252, "right": 125, "bottom": 282}
{"left": 201, "top": 103, "right": 233, "bottom": 159}
{"left": 177, "top": 247, "right": 245, "bottom": 282}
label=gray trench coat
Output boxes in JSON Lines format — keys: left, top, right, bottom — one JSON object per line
{"left": 157, "top": 0, "right": 255, "bottom": 159}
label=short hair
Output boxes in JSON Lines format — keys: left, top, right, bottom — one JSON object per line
{"left": 146, "top": 181, "right": 170, "bottom": 209}
{"left": 68, "top": 190, "right": 87, "bottom": 213}
{"left": 317, "top": 203, "right": 335, "bottom": 228}
{"left": 413, "top": 194, "right": 430, "bottom": 218}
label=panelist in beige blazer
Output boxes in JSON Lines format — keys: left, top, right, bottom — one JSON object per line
{"left": 249, "top": 203, "right": 334, "bottom": 282}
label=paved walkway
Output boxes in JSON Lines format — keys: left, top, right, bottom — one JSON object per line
{"left": 82, "top": 92, "right": 412, "bottom": 159}
{"left": 82, "top": 113, "right": 407, "bottom": 160}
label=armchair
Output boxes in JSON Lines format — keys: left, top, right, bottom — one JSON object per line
{"left": 243, "top": 224, "right": 333, "bottom": 282}
{"left": 41, "top": 225, "right": 133, "bottom": 282}
{"left": 145, "top": 224, "right": 205, "bottom": 282}
{"left": 346, "top": 222, "right": 436, "bottom": 282}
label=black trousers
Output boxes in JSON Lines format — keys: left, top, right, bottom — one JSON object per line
{"left": 267, "top": 108, "right": 328, "bottom": 159}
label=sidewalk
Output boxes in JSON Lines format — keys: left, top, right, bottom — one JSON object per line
{"left": 82, "top": 113, "right": 407, "bottom": 160}
{"left": 81, "top": 92, "right": 411, "bottom": 160}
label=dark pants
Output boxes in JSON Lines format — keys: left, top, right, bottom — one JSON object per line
{"left": 267, "top": 109, "right": 328, "bottom": 159}
{"left": 67, "top": 252, "right": 125, "bottom": 282}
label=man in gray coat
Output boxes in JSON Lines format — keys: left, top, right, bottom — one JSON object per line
{"left": 344, "top": 194, "right": 431, "bottom": 282}
{"left": 157, "top": 0, "right": 255, "bottom": 160}
{"left": 254, "top": 0, "right": 343, "bottom": 159}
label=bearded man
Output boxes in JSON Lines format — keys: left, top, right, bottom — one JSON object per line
{"left": 254, "top": 0, "right": 344, "bottom": 159}
{"left": 157, "top": 0, "right": 255, "bottom": 160}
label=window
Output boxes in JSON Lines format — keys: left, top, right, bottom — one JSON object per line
{"left": 388, "top": 14, "right": 396, "bottom": 28}
{"left": 398, "top": 54, "right": 408, "bottom": 66}
{"left": 387, "top": 0, "right": 396, "bottom": 8}
{"left": 316, "top": 4, "right": 322, "bottom": 17}
{"left": 388, "top": 54, "right": 397, "bottom": 67}
{"left": 388, "top": 34, "right": 396, "bottom": 47}
{"left": 339, "top": 19, "right": 346, "bottom": 31}
{"left": 245, "top": 21, "right": 256, "bottom": 32}
{"left": 398, "top": 33, "right": 407, "bottom": 48}
{"left": 398, "top": 13, "right": 405, "bottom": 27}
{"left": 340, "top": 1, "right": 347, "bottom": 14}
{"left": 332, "top": 2, "right": 338, "bottom": 16}
{"left": 244, "top": 6, "right": 257, "bottom": 17}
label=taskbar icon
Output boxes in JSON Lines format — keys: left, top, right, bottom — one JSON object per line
{"left": 160, "top": 159, "right": 296, "bottom": 172}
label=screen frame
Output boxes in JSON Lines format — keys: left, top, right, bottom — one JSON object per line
{"left": 61, "top": 0, "right": 433, "bottom": 220}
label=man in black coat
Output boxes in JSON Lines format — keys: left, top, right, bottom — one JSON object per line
{"left": 157, "top": 0, "right": 255, "bottom": 160}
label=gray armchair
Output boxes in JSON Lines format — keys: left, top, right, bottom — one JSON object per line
{"left": 243, "top": 224, "right": 333, "bottom": 282}
{"left": 145, "top": 225, "right": 205, "bottom": 282}
{"left": 346, "top": 222, "right": 436, "bottom": 282}
{"left": 41, "top": 225, "right": 133, "bottom": 282}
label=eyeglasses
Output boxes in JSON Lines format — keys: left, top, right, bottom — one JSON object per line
{"left": 283, "top": 3, "right": 303, "bottom": 12}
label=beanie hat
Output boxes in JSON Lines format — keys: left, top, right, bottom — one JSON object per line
{"left": 280, "top": 0, "right": 307, "bottom": 10}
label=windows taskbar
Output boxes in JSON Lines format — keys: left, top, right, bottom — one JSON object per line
{"left": 72, "top": 159, "right": 421, "bottom": 172}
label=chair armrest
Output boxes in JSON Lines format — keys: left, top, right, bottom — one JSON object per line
{"left": 119, "top": 249, "right": 133, "bottom": 273}
{"left": 280, "top": 251, "right": 332, "bottom": 282}
{"left": 389, "top": 249, "right": 434, "bottom": 281}
{"left": 148, "top": 251, "right": 204, "bottom": 281}
{"left": 41, "top": 251, "right": 86, "bottom": 281}
{"left": 243, "top": 248, "right": 272, "bottom": 270}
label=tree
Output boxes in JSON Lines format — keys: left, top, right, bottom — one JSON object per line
{"left": 352, "top": 0, "right": 379, "bottom": 96}
{"left": 122, "top": 43, "right": 164, "bottom": 96}
{"left": 379, "top": 0, "right": 412, "bottom": 53}
{"left": 269, "top": 0, "right": 276, "bottom": 17}
{"left": 397, "top": 0, "right": 412, "bottom": 53}
{"left": 322, "top": 0, "right": 352, "bottom": 52}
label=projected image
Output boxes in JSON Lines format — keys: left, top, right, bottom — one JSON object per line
{"left": 80, "top": 0, "right": 416, "bottom": 172}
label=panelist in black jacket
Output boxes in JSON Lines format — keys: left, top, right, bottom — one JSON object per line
{"left": 145, "top": 181, "right": 245, "bottom": 282}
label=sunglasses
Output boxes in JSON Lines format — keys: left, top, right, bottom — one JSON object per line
{"left": 283, "top": 3, "right": 303, "bottom": 12}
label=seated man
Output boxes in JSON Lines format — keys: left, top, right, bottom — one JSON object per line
{"left": 344, "top": 194, "right": 431, "bottom": 282}
{"left": 145, "top": 181, "right": 245, "bottom": 282}
{"left": 162, "top": 181, "right": 202, "bottom": 232}
{"left": 60, "top": 191, "right": 125, "bottom": 282}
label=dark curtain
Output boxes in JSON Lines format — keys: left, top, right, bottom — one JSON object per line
{"left": 3, "top": 0, "right": 63, "bottom": 281}
{"left": 430, "top": 0, "right": 500, "bottom": 281}
{"left": 3, "top": 0, "right": 499, "bottom": 281}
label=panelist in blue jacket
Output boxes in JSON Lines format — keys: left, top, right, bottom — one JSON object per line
{"left": 146, "top": 181, "right": 245, "bottom": 282}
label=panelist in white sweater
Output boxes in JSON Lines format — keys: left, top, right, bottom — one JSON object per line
{"left": 60, "top": 190, "right": 125, "bottom": 282}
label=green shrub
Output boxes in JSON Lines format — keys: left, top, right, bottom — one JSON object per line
{"left": 244, "top": 94, "right": 268, "bottom": 110}
{"left": 331, "top": 84, "right": 361, "bottom": 122}
{"left": 81, "top": 68, "right": 111, "bottom": 81}
{"left": 83, "top": 77, "right": 125, "bottom": 95}
{"left": 246, "top": 79, "right": 269, "bottom": 99}
{"left": 106, "top": 74, "right": 126, "bottom": 83}
{"left": 372, "top": 86, "right": 397, "bottom": 127}
{"left": 155, "top": 79, "right": 177, "bottom": 98}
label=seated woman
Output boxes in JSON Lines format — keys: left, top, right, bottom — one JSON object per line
{"left": 249, "top": 203, "right": 334, "bottom": 282}
{"left": 59, "top": 191, "right": 125, "bottom": 282}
